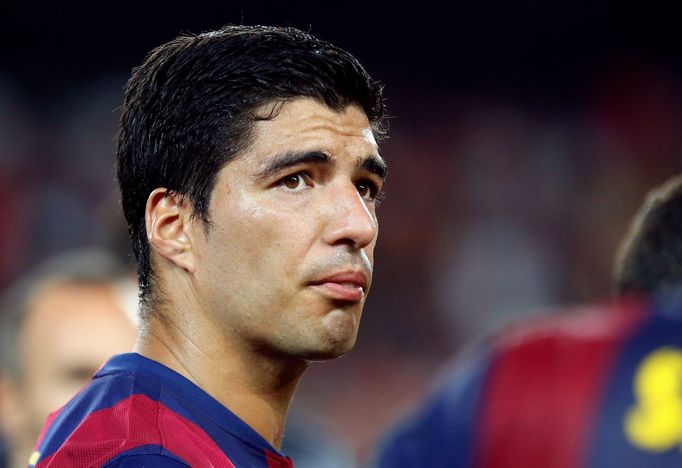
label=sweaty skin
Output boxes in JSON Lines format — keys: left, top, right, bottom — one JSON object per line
{"left": 138, "top": 97, "right": 385, "bottom": 448}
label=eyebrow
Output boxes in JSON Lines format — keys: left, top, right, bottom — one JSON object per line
{"left": 358, "top": 155, "right": 388, "bottom": 181}
{"left": 255, "top": 151, "right": 333, "bottom": 181}
{"left": 255, "top": 150, "right": 387, "bottom": 182}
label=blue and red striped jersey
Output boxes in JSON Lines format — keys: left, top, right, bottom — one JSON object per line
{"left": 30, "top": 353, "right": 293, "bottom": 467}
{"left": 375, "top": 297, "right": 682, "bottom": 468}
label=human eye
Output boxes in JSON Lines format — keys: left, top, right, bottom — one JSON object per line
{"left": 278, "top": 172, "right": 312, "bottom": 192}
{"left": 355, "top": 179, "right": 383, "bottom": 203}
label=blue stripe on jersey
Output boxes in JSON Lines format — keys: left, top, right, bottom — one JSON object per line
{"left": 102, "top": 445, "right": 189, "bottom": 467}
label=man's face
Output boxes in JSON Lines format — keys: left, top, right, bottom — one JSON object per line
{"left": 191, "top": 98, "right": 385, "bottom": 361}
{"left": 7, "top": 282, "right": 136, "bottom": 447}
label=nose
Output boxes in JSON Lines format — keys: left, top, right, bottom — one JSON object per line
{"left": 322, "top": 182, "right": 378, "bottom": 250}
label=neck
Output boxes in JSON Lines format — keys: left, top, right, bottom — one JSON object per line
{"left": 134, "top": 313, "right": 308, "bottom": 450}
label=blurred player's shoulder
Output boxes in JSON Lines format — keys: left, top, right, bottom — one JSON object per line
{"left": 490, "top": 296, "right": 651, "bottom": 355}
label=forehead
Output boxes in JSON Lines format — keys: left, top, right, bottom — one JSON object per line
{"left": 245, "top": 98, "right": 379, "bottom": 161}
{"left": 22, "top": 282, "right": 133, "bottom": 343}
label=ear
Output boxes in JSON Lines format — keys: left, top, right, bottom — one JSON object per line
{"left": 145, "top": 188, "right": 197, "bottom": 274}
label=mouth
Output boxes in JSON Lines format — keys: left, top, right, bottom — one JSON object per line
{"left": 308, "top": 270, "right": 368, "bottom": 303}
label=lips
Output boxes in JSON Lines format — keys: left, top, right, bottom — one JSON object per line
{"left": 308, "top": 271, "right": 368, "bottom": 302}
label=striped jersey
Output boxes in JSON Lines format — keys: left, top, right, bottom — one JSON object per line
{"left": 375, "top": 297, "right": 682, "bottom": 468}
{"left": 31, "top": 353, "right": 293, "bottom": 467}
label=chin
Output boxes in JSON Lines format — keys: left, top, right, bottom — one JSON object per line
{"left": 280, "top": 306, "right": 361, "bottom": 361}
{"left": 301, "top": 339, "right": 357, "bottom": 362}
{"left": 271, "top": 323, "right": 358, "bottom": 362}
{"left": 297, "top": 329, "right": 359, "bottom": 362}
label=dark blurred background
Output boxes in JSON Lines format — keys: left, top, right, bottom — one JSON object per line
{"left": 1, "top": 1, "right": 681, "bottom": 462}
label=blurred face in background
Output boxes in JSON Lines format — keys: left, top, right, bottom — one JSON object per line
{"left": 0, "top": 280, "right": 136, "bottom": 468}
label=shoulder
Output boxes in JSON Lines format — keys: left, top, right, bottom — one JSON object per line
{"left": 34, "top": 367, "right": 235, "bottom": 468}
{"left": 33, "top": 370, "right": 165, "bottom": 466}
{"left": 467, "top": 300, "right": 649, "bottom": 419}
{"left": 373, "top": 300, "right": 649, "bottom": 468}
{"left": 490, "top": 299, "right": 649, "bottom": 357}
{"left": 373, "top": 349, "right": 493, "bottom": 468}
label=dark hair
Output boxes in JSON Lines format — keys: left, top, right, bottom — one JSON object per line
{"left": 614, "top": 175, "right": 682, "bottom": 297}
{"left": 117, "top": 25, "right": 386, "bottom": 314}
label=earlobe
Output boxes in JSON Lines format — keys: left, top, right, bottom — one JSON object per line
{"left": 145, "top": 188, "right": 197, "bottom": 274}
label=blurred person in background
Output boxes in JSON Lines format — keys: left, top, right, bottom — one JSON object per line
{"left": 374, "top": 174, "right": 682, "bottom": 468}
{"left": 31, "top": 24, "right": 386, "bottom": 467}
{"left": 0, "top": 249, "right": 137, "bottom": 468}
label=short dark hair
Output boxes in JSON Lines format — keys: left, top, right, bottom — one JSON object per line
{"left": 614, "top": 175, "right": 682, "bottom": 297}
{"left": 117, "top": 25, "right": 386, "bottom": 314}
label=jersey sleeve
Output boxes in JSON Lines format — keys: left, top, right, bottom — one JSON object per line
{"left": 372, "top": 351, "right": 492, "bottom": 468}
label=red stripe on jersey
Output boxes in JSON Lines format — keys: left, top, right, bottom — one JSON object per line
{"left": 36, "top": 393, "right": 233, "bottom": 467}
{"left": 474, "top": 301, "right": 647, "bottom": 468}
{"left": 265, "top": 448, "right": 293, "bottom": 468}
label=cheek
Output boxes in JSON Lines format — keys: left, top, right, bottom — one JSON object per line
{"left": 217, "top": 193, "right": 316, "bottom": 277}
{"left": 21, "top": 366, "right": 74, "bottom": 427}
